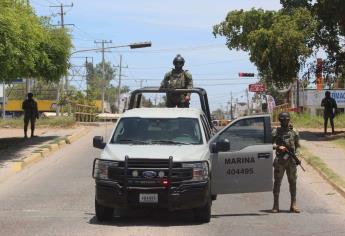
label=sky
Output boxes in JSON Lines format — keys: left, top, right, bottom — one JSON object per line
{"left": 31, "top": 0, "right": 282, "bottom": 111}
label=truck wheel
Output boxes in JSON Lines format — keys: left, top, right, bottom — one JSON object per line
{"left": 211, "top": 194, "right": 217, "bottom": 201}
{"left": 95, "top": 200, "right": 113, "bottom": 222}
{"left": 194, "top": 201, "right": 211, "bottom": 223}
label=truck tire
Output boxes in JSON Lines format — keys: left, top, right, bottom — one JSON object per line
{"left": 95, "top": 200, "right": 113, "bottom": 222}
{"left": 211, "top": 194, "right": 217, "bottom": 201}
{"left": 194, "top": 200, "right": 211, "bottom": 223}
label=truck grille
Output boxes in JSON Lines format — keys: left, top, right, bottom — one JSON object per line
{"left": 107, "top": 158, "right": 193, "bottom": 186}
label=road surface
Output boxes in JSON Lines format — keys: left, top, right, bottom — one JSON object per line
{"left": 1, "top": 126, "right": 345, "bottom": 236}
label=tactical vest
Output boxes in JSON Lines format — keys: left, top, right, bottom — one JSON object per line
{"left": 168, "top": 70, "right": 188, "bottom": 88}
{"left": 275, "top": 127, "right": 297, "bottom": 154}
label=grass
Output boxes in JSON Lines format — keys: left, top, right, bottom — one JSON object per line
{"left": 291, "top": 113, "right": 345, "bottom": 129}
{"left": 301, "top": 147, "right": 345, "bottom": 190}
{"left": 332, "top": 137, "right": 345, "bottom": 150}
{"left": 0, "top": 116, "right": 76, "bottom": 128}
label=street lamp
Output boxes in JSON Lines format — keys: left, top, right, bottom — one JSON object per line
{"left": 69, "top": 41, "right": 152, "bottom": 113}
{"left": 70, "top": 41, "right": 152, "bottom": 56}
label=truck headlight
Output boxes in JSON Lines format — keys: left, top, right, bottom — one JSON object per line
{"left": 182, "top": 162, "right": 209, "bottom": 181}
{"left": 93, "top": 159, "right": 119, "bottom": 180}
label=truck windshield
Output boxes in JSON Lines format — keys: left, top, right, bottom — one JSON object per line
{"left": 111, "top": 117, "right": 203, "bottom": 145}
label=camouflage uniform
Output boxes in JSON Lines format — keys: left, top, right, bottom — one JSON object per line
{"left": 160, "top": 69, "right": 193, "bottom": 108}
{"left": 22, "top": 93, "right": 39, "bottom": 138}
{"left": 272, "top": 122, "right": 301, "bottom": 213}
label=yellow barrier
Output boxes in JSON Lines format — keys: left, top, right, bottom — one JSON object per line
{"left": 4, "top": 99, "right": 103, "bottom": 113}
{"left": 5, "top": 100, "right": 56, "bottom": 112}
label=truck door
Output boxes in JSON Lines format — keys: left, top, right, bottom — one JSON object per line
{"left": 210, "top": 115, "right": 273, "bottom": 194}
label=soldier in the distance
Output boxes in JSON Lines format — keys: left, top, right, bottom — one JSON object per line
{"left": 321, "top": 91, "right": 337, "bottom": 135}
{"left": 160, "top": 54, "right": 193, "bottom": 108}
{"left": 272, "top": 112, "right": 301, "bottom": 213}
{"left": 22, "top": 93, "right": 39, "bottom": 138}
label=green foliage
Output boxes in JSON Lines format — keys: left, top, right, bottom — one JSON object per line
{"left": 282, "top": 0, "right": 345, "bottom": 80}
{"left": 86, "top": 61, "right": 116, "bottom": 100}
{"left": 280, "top": 0, "right": 312, "bottom": 11}
{"left": 0, "top": 1, "right": 72, "bottom": 83}
{"left": 213, "top": 8, "right": 317, "bottom": 86}
{"left": 291, "top": 113, "right": 345, "bottom": 128}
{"left": 0, "top": 116, "right": 76, "bottom": 128}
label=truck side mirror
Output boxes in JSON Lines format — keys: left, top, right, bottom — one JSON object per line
{"left": 211, "top": 139, "right": 230, "bottom": 153}
{"left": 93, "top": 136, "right": 106, "bottom": 149}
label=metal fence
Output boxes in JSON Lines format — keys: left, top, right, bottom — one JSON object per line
{"left": 74, "top": 104, "right": 98, "bottom": 122}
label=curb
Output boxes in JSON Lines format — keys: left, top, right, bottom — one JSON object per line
{"left": 10, "top": 128, "right": 90, "bottom": 173}
{"left": 301, "top": 146, "right": 345, "bottom": 199}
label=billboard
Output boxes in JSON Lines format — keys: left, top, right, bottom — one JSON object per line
{"left": 301, "top": 89, "right": 345, "bottom": 108}
{"left": 249, "top": 83, "right": 266, "bottom": 92}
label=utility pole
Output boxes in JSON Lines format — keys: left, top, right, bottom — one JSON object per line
{"left": 94, "top": 40, "right": 112, "bottom": 113}
{"left": 50, "top": 3, "right": 73, "bottom": 116}
{"left": 135, "top": 79, "right": 147, "bottom": 88}
{"left": 230, "top": 91, "right": 233, "bottom": 119}
{"left": 115, "top": 55, "right": 128, "bottom": 113}
{"left": 246, "top": 88, "right": 250, "bottom": 115}
{"left": 2, "top": 81, "right": 5, "bottom": 119}
{"left": 296, "top": 78, "right": 300, "bottom": 113}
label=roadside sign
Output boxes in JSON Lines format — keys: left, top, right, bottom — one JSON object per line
{"left": 249, "top": 83, "right": 266, "bottom": 92}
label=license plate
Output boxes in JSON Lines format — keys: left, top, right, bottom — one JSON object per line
{"left": 139, "top": 193, "right": 158, "bottom": 203}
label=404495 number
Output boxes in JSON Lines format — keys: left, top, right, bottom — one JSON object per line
{"left": 227, "top": 168, "right": 254, "bottom": 175}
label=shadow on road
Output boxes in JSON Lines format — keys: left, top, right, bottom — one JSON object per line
{"left": 212, "top": 212, "right": 269, "bottom": 218}
{"left": 299, "top": 131, "right": 345, "bottom": 142}
{"left": 87, "top": 208, "right": 270, "bottom": 226}
{"left": 0, "top": 136, "right": 59, "bottom": 164}
{"left": 260, "top": 209, "right": 293, "bottom": 214}
{"left": 87, "top": 208, "right": 202, "bottom": 227}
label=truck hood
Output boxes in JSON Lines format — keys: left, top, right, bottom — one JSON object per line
{"left": 101, "top": 144, "right": 209, "bottom": 162}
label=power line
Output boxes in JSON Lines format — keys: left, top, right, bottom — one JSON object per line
{"left": 119, "top": 77, "right": 258, "bottom": 81}
{"left": 50, "top": 3, "right": 74, "bottom": 28}
{"left": 126, "top": 59, "right": 249, "bottom": 70}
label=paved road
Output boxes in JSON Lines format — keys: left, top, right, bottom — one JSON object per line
{"left": 1, "top": 126, "right": 345, "bottom": 236}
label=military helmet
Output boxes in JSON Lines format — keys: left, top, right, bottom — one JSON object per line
{"left": 278, "top": 112, "right": 290, "bottom": 121}
{"left": 173, "top": 54, "right": 185, "bottom": 65}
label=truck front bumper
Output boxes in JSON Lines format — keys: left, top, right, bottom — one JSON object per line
{"left": 95, "top": 180, "right": 210, "bottom": 211}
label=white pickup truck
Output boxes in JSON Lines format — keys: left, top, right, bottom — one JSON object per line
{"left": 92, "top": 87, "right": 273, "bottom": 223}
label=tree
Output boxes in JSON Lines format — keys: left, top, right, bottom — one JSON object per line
{"left": 0, "top": 1, "right": 72, "bottom": 83}
{"left": 280, "top": 0, "right": 312, "bottom": 11}
{"left": 85, "top": 61, "right": 116, "bottom": 100}
{"left": 282, "top": 0, "right": 345, "bottom": 82}
{"left": 85, "top": 61, "right": 130, "bottom": 112}
{"left": 213, "top": 8, "right": 317, "bottom": 86}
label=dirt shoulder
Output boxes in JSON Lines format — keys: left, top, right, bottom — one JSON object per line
{"left": 298, "top": 128, "right": 345, "bottom": 196}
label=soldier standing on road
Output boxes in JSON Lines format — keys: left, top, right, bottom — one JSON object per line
{"left": 160, "top": 54, "right": 193, "bottom": 108}
{"left": 272, "top": 112, "right": 301, "bottom": 213}
{"left": 321, "top": 91, "right": 337, "bottom": 135}
{"left": 22, "top": 93, "right": 39, "bottom": 138}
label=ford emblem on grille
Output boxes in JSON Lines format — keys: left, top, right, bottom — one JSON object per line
{"left": 142, "top": 171, "right": 157, "bottom": 178}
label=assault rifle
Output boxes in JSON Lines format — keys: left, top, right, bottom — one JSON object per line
{"left": 284, "top": 148, "right": 306, "bottom": 172}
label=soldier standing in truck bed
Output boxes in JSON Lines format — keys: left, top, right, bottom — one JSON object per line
{"left": 160, "top": 54, "right": 193, "bottom": 108}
